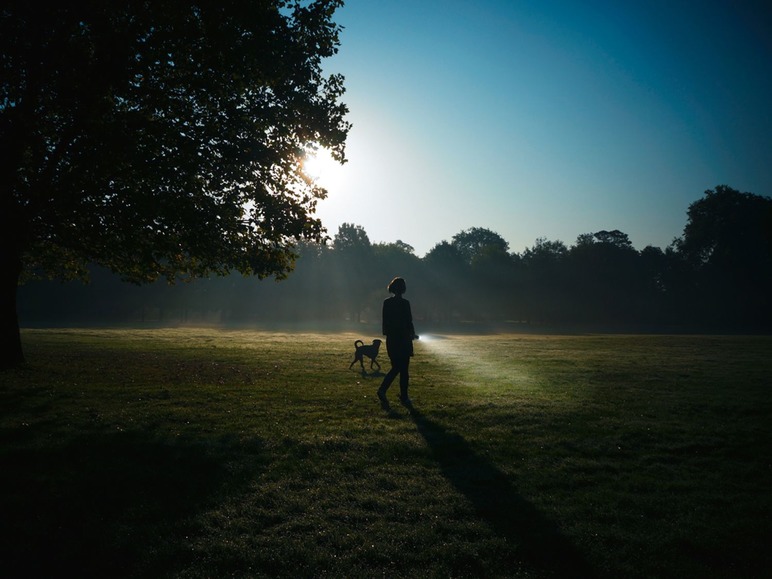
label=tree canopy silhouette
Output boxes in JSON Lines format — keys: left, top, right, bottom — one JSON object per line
{"left": 0, "top": 0, "right": 349, "bottom": 368}
{"left": 673, "top": 185, "right": 772, "bottom": 327}
{"left": 451, "top": 227, "right": 510, "bottom": 265}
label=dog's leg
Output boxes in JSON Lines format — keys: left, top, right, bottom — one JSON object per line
{"left": 349, "top": 350, "right": 362, "bottom": 370}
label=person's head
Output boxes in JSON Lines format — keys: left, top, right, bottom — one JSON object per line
{"left": 388, "top": 277, "right": 406, "bottom": 295}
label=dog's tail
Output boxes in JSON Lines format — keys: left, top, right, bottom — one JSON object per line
{"left": 354, "top": 339, "right": 364, "bottom": 348}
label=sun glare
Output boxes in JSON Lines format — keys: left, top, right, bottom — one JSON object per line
{"left": 303, "top": 147, "right": 346, "bottom": 193}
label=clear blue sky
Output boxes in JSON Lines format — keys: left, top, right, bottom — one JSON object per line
{"left": 312, "top": 0, "right": 772, "bottom": 256}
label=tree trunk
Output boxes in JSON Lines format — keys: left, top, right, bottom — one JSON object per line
{"left": 0, "top": 250, "right": 24, "bottom": 369}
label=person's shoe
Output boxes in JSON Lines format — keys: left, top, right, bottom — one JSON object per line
{"left": 399, "top": 395, "right": 412, "bottom": 407}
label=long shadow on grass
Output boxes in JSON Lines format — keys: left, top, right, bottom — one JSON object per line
{"left": 407, "top": 406, "right": 595, "bottom": 578}
{"left": 0, "top": 430, "right": 267, "bottom": 578}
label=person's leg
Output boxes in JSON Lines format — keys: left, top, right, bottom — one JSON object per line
{"left": 378, "top": 361, "right": 398, "bottom": 397}
{"left": 398, "top": 356, "right": 411, "bottom": 403}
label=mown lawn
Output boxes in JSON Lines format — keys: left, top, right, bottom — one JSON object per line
{"left": 1, "top": 329, "right": 770, "bottom": 578}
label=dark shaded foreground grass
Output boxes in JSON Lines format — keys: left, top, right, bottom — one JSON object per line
{"left": 1, "top": 329, "right": 770, "bottom": 578}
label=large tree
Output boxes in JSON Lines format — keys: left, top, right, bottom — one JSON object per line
{"left": 1, "top": 0, "right": 350, "bottom": 367}
{"left": 451, "top": 227, "right": 509, "bottom": 265}
{"left": 673, "top": 185, "right": 772, "bottom": 327}
{"left": 567, "top": 230, "right": 643, "bottom": 324}
{"left": 332, "top": 223, "right": 373, "bottom": 323}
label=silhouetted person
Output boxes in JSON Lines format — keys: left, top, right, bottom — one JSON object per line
{"left": 377, "top": 277, "right": 418, "bottom": 406}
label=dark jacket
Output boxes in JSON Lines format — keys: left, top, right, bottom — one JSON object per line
{"left": 382, "top": 296, "right": 415, "bottom": 357}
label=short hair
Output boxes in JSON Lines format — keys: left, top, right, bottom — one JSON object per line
{"left": 388, "top": 277, "right": 406, "bottom": 294}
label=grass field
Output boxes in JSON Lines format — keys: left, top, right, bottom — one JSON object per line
{"left": 1, "top": 328, "right": 770, "bottom": 578}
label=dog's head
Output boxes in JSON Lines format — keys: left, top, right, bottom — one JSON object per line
{"left": 373, "top": 339, "right": 382, "bottom": 347}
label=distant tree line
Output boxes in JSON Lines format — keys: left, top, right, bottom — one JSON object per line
{"left": 18, "top": 186, "right": 772, "bottom": 332}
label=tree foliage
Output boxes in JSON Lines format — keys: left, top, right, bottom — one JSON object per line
{"left": 2, "top": 0, "right": 349, "bottom": 281}
{"left": 1, "top": 0, "right": 349, "bottom": 367}
{"left": 674, "top": 185, "right": 772, "bottom": 326}
{"left": 451, "top": 227, "right": 509, "bottom": 265}
{"left": 677, "top": 185, "right": 772, "bottom": 270}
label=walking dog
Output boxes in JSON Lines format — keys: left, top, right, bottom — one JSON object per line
{"left": 348, "top": 339, "right": 382, "bottom": 372}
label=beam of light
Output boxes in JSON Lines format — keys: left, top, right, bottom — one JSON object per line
{"left": 416, "top": 334, "right": 531, "bottom": 389}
